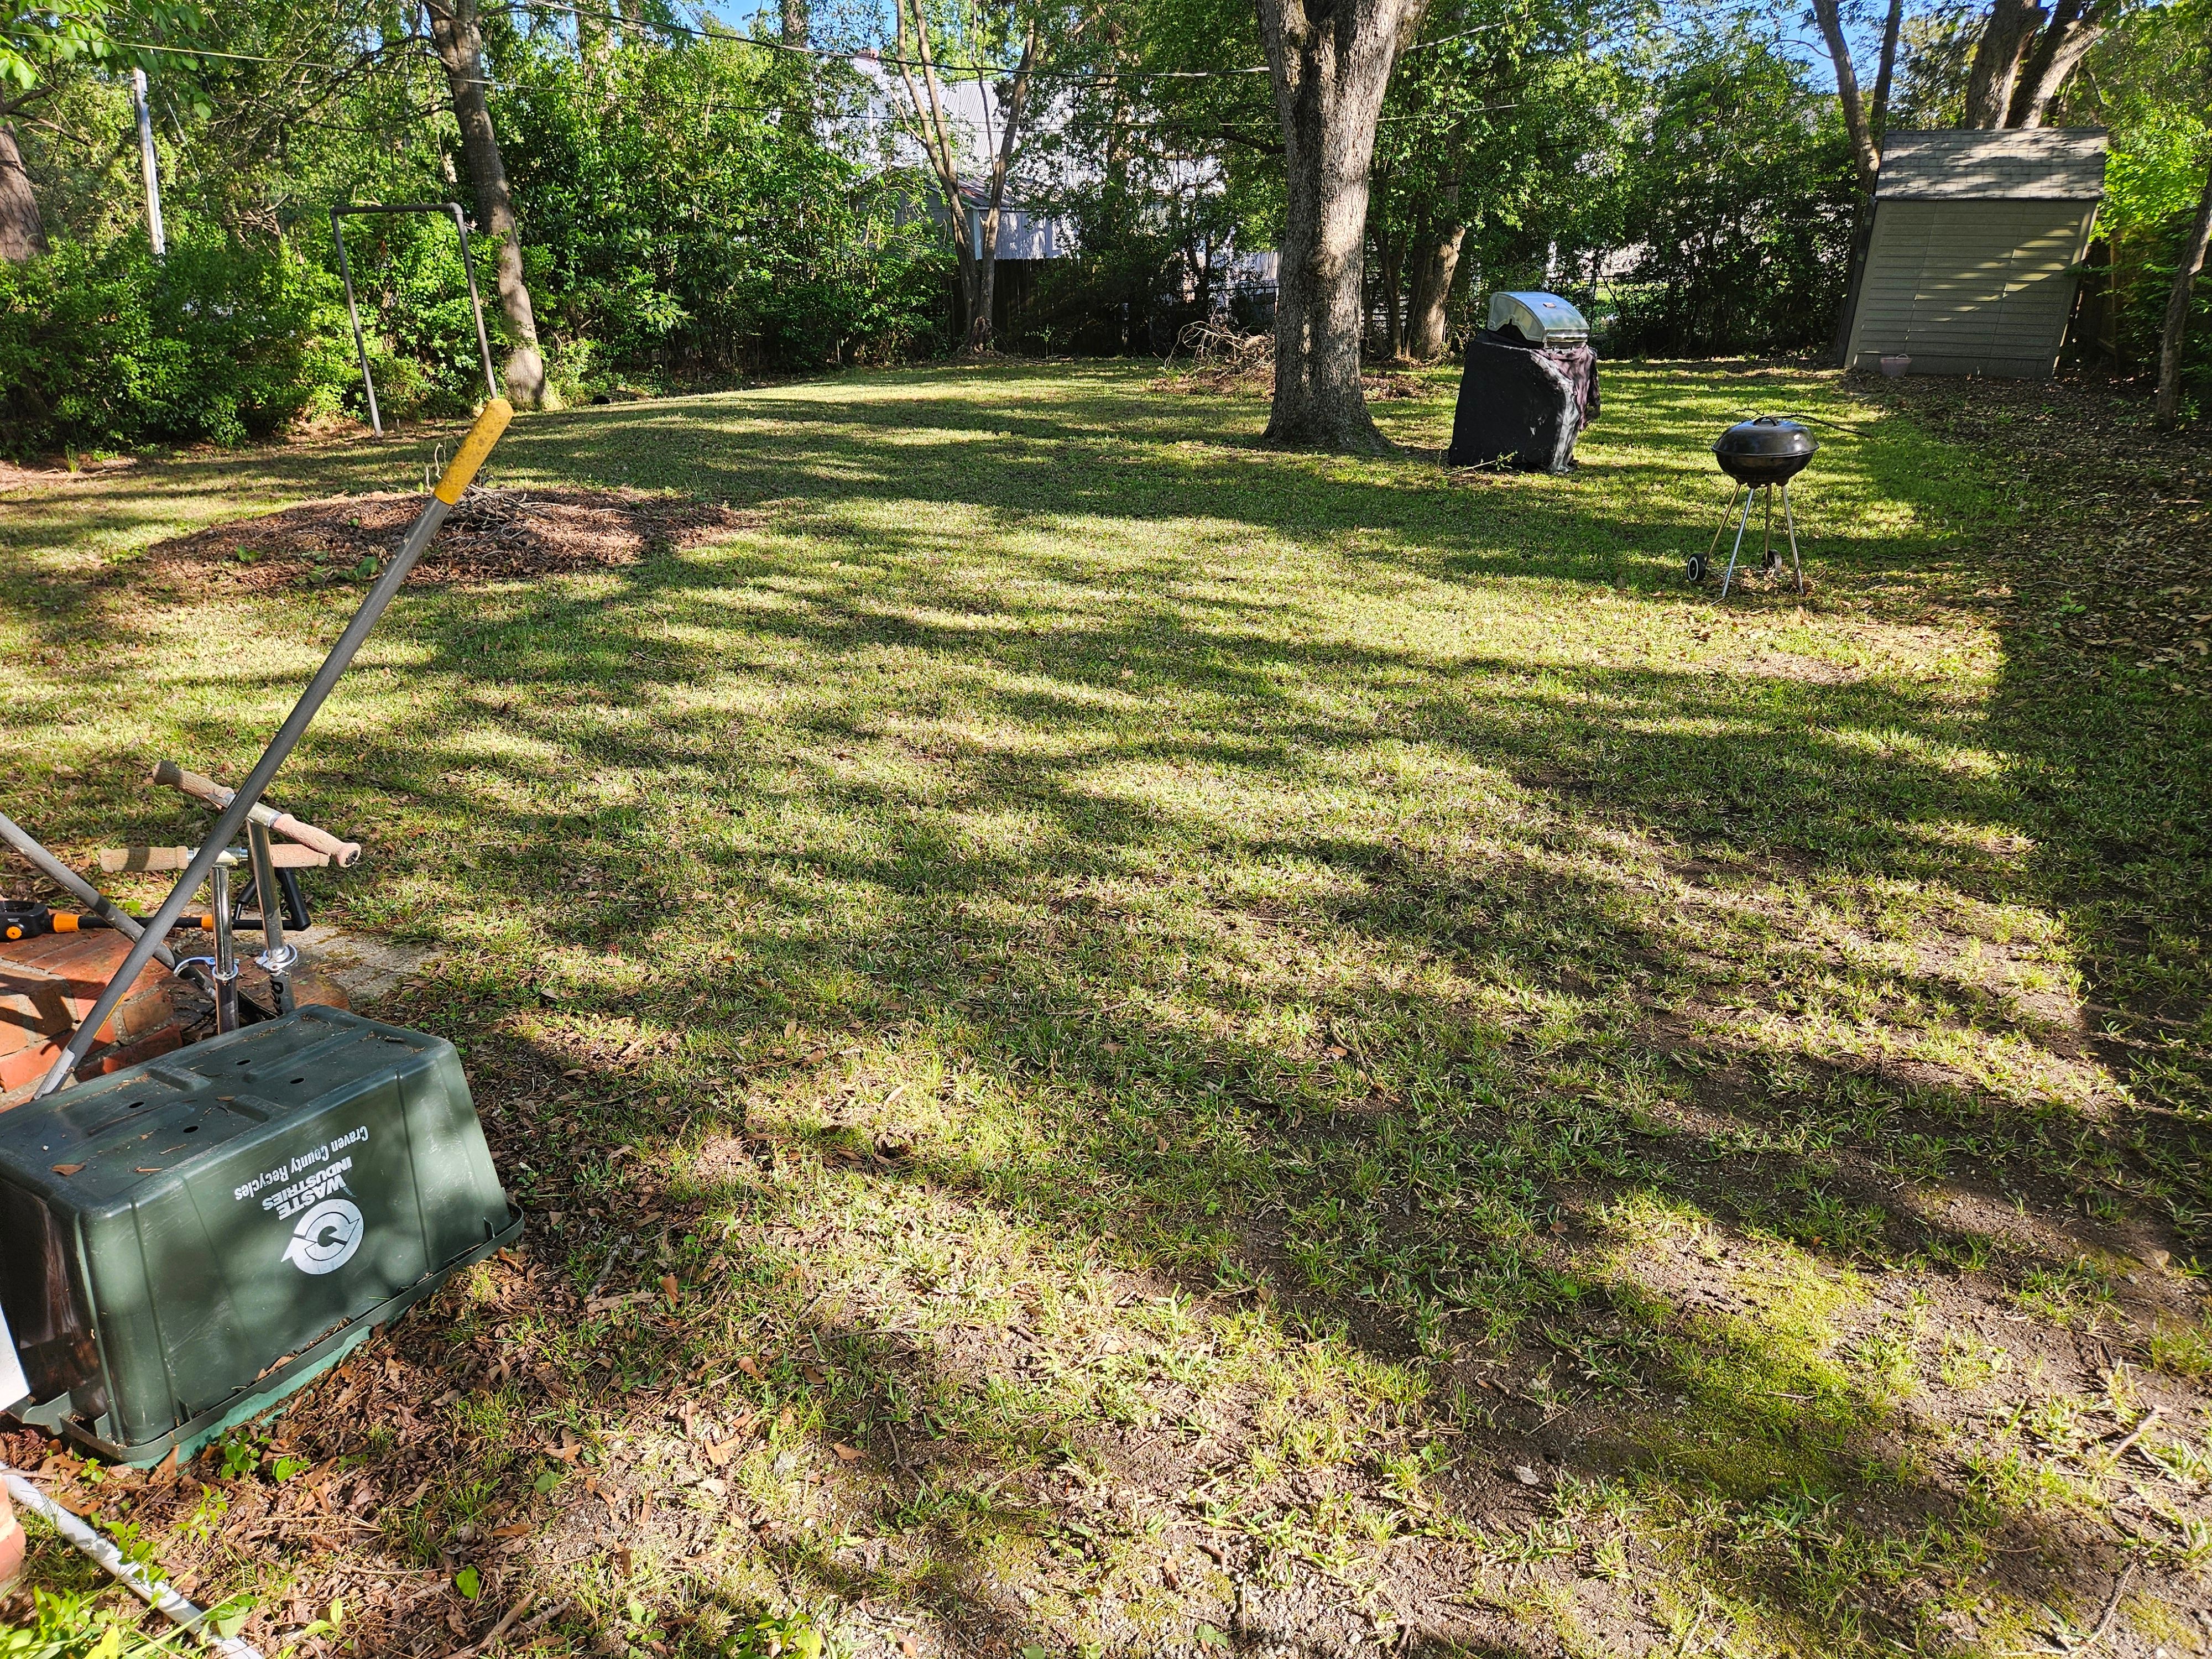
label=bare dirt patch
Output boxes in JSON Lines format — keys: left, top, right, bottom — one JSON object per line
{"left": 146, "top": 487, "right": 767, "bottom": 592}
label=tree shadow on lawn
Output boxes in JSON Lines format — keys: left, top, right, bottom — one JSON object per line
{"left": 504, "top": 387, "right": 1958, "bottom": 607}
{"left": 6, "top": 359, "right": 1973, "bottom": 672}
{"left": 5, "top": 366, "right": 2196, "bottom": 1654}
{"left": 34, "top": 562, "right": 2178, "bottom": 1653}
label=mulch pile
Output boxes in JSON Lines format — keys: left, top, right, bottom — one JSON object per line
{"left": 148, "top": 487, "right": 767, "bottom": 594}
{"left": 1150, "top": 320, "right": 1436, "bottom": 401}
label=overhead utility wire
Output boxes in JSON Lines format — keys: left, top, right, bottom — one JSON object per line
{"left": 107, "top": 10, "right": 1585, "bottom": 100}
{"left": 517, "top": 0, "right": 1528, "bottom": 80}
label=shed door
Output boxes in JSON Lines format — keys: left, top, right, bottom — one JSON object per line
{"left": 1846, "top": 199, "right": 2096, "bottom": 379}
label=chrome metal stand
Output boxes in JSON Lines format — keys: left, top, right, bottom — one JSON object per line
{"left": 1697, "top": 482, "right": 1804, "bottom": 597}
{"left": 208, "top": 864, "right": 239, "bottom": 1035}
{"left": 246, "top": 820, "right": 297, "bottom": 1016}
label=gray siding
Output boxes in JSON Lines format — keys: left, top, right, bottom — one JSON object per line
{"left": 1845, "top": 198, "right": 2098, "bottom": 379}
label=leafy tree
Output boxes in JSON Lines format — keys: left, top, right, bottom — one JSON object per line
{"left": 496, "top": 30, "right": 945, "bottom": 376}
{"left": 887, "top": 0, "right": 1048, "bottom": 352}
{"left": 1608, "top": 17, "right": 1855, "bottom": 354}
{"left": 1364, "top": 0, "right": 1622, "bottom": 361}
{"left": 1017, "top": 0, "right": 1276, "bottom": 351}
{"left": 1, "top": 0, "right": 202, "bottom": 258}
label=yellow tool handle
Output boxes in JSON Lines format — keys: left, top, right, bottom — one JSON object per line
{"left": 433, "top": 397, "right": 514, "bottom": 504}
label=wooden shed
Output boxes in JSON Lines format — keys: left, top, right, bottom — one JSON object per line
{"left": 1844, "top": 128, "right": 2107, "bottom": 380}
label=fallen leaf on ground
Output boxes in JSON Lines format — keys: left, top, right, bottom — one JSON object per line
{"left": 705, "top": 1426, "right": 753, "bottom": 1466}
{"left": 833, "top": 1443, "right": 863, "bottom": 1463}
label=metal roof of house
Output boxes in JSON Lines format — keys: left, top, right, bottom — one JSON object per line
{"left": 1876, "top": 128, "right": 2108, "bottom": 201}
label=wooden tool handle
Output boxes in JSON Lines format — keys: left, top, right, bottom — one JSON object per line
{"left": 99, "top": 845, "right": 332, "bottom": 874}
{"left": 268, "top": 811, "right": 362, "bottom": 868}
{"left": 150, "top": 760, "right": 362, "bottom": 867}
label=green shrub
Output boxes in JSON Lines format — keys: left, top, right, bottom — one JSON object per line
{"left": 0, "top": 234, "right": 356, "bottom": 456}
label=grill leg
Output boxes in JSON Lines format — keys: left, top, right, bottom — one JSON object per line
{"left": 1760, "top": 487, "right": 1777, "bottom": 574}
{"left": 1719, "top": 487, "right": 1755, "bottom": 598}
{"left": 1781, "top": 482, "right": 1804, "bottom": 594}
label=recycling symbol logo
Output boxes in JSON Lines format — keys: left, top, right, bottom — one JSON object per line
{"left": 283, "top": 1198, "right": 365, "bottom": 1275}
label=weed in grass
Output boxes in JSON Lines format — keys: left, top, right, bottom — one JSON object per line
{"left": 2151, "top": 1316, "right": 2212, "bottom": 1380}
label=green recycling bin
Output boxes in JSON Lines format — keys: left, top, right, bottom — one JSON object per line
{"left": 0, "top": 1005, "right": 520, "bottom": 1465}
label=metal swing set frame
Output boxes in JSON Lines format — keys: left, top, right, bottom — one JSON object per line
{"left": 330, "top": 200, "right": 502, "bottom": 436}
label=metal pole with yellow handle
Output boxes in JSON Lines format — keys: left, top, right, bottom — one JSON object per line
{"left": 28, "top": 399, "right": 513, "bottom": 1101}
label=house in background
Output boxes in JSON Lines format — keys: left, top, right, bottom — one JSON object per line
{"left": 1843, "top": 128, "right": 2108, "bottom": 380}
{"left": 849, "top": 50, "right": 1272, "bottom": 350}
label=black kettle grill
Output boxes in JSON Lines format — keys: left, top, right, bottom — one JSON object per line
{"left": 1691, "top": 417, "right": 1818, "bottom": 595}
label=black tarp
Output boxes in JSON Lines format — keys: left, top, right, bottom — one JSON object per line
{"left": 1444, "top": 329, "right": 1600, "bottom": 473}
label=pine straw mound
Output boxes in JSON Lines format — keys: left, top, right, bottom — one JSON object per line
{"left": 148, "top": 487, "right": 768, "bottom": 593}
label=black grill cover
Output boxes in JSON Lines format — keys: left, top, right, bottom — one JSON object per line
{"left": 1444, "top": 330, "right": 1600, "bottom": 473}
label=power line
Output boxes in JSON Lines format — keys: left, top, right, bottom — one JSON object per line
{"left": 106, "top": 4, "right": 1585, "bottom": 94}
{"left": 520, "top": 1, "right": 1535, "bottom": 81}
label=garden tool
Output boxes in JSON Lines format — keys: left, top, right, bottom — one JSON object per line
{"left": 2, "top": 399, "right": 520, "bottom": 1470}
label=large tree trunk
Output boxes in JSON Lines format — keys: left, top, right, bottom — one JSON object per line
{"left": 1256, "top": 0, "right": 1427, "bottom": 453}
{"left": 0, "top": 123, "right": 47, "bottom": 263}
{"left": 2007, "top": 0, "right": 2111, "bottom": 127}
{"left": 2156, "top": 150, "right": 2212, "bottom": 428}
{"left": 1405, "top": 216, "right": 1465, "bottom": 362}
{"left": 1964, "top": 0, "right": 2044, "bottom": 128}
{"left": 425, "top": 0, "right": 546, "bottom": 406}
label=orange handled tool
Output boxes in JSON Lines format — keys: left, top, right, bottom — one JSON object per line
{"left": 0, "top": 902, "right": 221, "bottom": 941}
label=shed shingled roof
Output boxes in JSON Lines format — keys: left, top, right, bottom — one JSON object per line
{"left": 1876, "top": 128, "right": 2108, "bottom": 201}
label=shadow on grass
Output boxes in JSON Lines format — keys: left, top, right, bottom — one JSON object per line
{"left": 2, "top": 363, "right": 2194, "bottom": 1657}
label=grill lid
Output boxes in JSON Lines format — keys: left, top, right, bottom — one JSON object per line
{"left": 1714, "top": 416, "right": 1815, "bottom": 460}
{"left": 1487, "top": 290, "right": 1589, "bottom": 347}
{"left": 1713, "top": 416, "right": 1816, "bottom": 483}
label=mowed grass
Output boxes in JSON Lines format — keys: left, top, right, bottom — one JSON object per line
{"left": 2, "top": 362, "right": 2209, "bottom": 1658}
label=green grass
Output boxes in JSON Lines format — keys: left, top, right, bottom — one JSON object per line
{"left": 3, "top": 361, "right": 2208, "bottom": 1658}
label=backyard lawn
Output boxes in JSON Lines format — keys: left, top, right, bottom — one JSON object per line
{"left": 2, "top": 360, "right": 2209, "bottom": 1658}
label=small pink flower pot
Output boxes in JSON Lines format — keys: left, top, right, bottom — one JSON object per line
{"left": 1879, "top": 353, "right": 1912, "bottom": 378}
